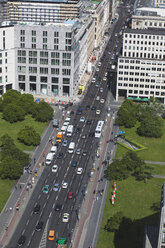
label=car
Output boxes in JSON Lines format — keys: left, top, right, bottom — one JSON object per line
{"left": 82, "top": 150, "right": 87, "bottom": 156}
{"left": 62, "top": 182, "right": 68, "bottom": 188}
{"left": 100, "top": 88, "right": 103, "bottom": 92}
{"left": 52, "top": 165, "right": 58, "bottom": 173}
{"left": 76, "top": 148, "right": 81, "bottom": 155}
{"left": 62, "top": 213, "right": 69, "bottom": 222}
{"left": 70, "top": 110, "right": 74, "bottom": 115}
{"left": 67, "top": 192, "right": 73, "bottom": 199}
{"left": 103, "top": 77, "right": 107, "bottom": 81}
{"left": 35, "top": 221, "right": 44, "bottom": 231}
{"left": 86, "top": 120, "right": 92, "bottom": 125}
{"left": 55, "top": 204, "right": 62, "bottom": 211}
{"left": 115, "top": 33, "right": 117, "bottom": 36}
{"left": 98, "top": 62, "right": 102, "bottom": 67}
{"left": 43, "top": 185, "right": 49, "bottom": 194}
{"left": 91, "top": 106, "right": 96, "bottom": 111}
{"left": 81, "top": 134, "right": 87, "bottom": 139}
{"left": 72, "top": 161, "right": 77, "bottom": 167}
{"left": 86, "top": 105, "right": 90, "bottom": 110}
{"left": 63, "top": 122, "right": 69, "bottom": 127}
{"left": 96, "top": 67, "right": 99, "bottom": 71}
{"left": 96, "top": 110, "right": 101, "bottom": 115}
{"left": 96, "top": 96, "right": 100, "bottom": 101}
{"left": 62, "top": 140, "right": 68, "bottom": 147}
{"left": 48, "top": 230, "right": 55, "bottom": 240}
{"left": 57, "top": 152, "right": 63, "bottom": 159}
{"left": 17, "top": 235, "right": 26, "bottom": 246}
{"left": 65, "top": 117, "right": 71, "bottom": 123}
{"left": 91, "top": 77, "right": 96, "bottom": 83}
{"left": 77, "top": 167, "right": 83, "bottom": 174}
{"left": 95, "top": 83, "right": 99, "bottom": 87}
{"left": 33, "top": 204, "right": 40, "bottom": 214}
{"left": 89, "top": 132, "right": 95, "bottom": 137}
{"left": 53, "top": 183, "right": 59, "bottom": 192}
{"left": 80, "top": 116, "right": 85, "bottom": 122}
{"left": 100, "top": 99, "right": 105, "bottom": 104}
{"left": 76, "top": 127, "right": 81, "bottom": 133}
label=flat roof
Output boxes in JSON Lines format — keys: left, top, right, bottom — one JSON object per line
{"left": 125, "top": 28, "right": 165, "bottom": 35}
{"left": 135, "top": 7, "right": 165, "bottom": 17}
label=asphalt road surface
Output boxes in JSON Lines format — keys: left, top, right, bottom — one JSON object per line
{"left": 7, "top": 1, "right": 134, "bottom": 247}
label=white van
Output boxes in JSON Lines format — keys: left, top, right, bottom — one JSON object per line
{"left": 46, "top": 153, "right": 54, "bottom": 165}
{"left": 68, "top": 142, "right": 75, "bottom": 154}
{"left": 61, "top": 125, "right": 67, "bottom": 134}
{"left": 50, "top": 146, "right": 57, "bottom": 156}
{"left": 67, "top": 125, "right": 74, "bottom": 137}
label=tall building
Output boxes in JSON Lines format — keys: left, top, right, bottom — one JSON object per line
{"left": 152, "top": 0, "right": 165, "bottom": 7}
{"left": 116, "top": 29, "right": 165, "bottom": 103}
{"left": 0, "top": 0, "right": 82, "bottom": 24}
{"left": 0, "top": 17, "right": 95, "bottom": 97}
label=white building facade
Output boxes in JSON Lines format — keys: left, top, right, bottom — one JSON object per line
{"left": 0, "top": 20, "right": 92, "bottom": 97}
{"left": 116, "top": 29, "right": 165, "bottom": 103}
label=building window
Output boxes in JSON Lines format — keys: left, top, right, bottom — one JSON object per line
{"left": 18, "top": 50, "right": 26, "bottom": 56}
{"left": 66, "top": 32, "right": 72, "bottom": 38}
{"left": 51, "top": 52, "right": 60, "bottom": 58}
{"left": 40, "top": 51, "right": 48, "bottom": 57}
{"left": 29, "top": 67, "right": 37, "bottom": 73}
{"left": 40, "top": 58, "right": 48, "bottom": 65}
{"left": 40, "top": 67, "right": 48, "bottom": 74}
{"left": 54, "top": 32, "right": 59, "bottom": 37}
{"left": 43, "top": 44, "right": 47, "bottom": 50}
{"left": 52, "top": 77, "right": 59, "bottom": 84}
{"left": 62, "top": 69, "right": 71, "bottom": 75}
{"left": 29, "top": 58, "right": 37, "bottom": 64}
{"left": 29, "top": 76, "right": 36, "bottom": 82}
{"left": 51, "top": 59, "right": 60, "bottom": 65}
{"left": 54, "top": 45, "right": 59, "bottom": 50}
{"left": 18, "top": 66, "right": 26, "bottom": 73}
{"left": 63, "top": 78, "right": 70, "bottom": 84}
{"left": 51, "top": 68, "right": 59, "bottom": 75}
{"left": 18, "top": 75, "right": 25, "bottom": 81}
{"left": 54, "top": 38, "right": 59, "bottom": 44}
{"left": 40, "top": 76, "right": 47, "bottom": 83}
{"left": 43, "top": 31, "right": 47, "bottom": 36}
{"left": 18, "top": 57, "right": 26, "bottom": 63}
{"left": 32, "top": 30, "right": 36, "bottom": 36}
{"left": 29, "top": 51, "right": 37, "bottom": 57}
{"left": 20, "top": 30, "right": 25, "bottom": 35}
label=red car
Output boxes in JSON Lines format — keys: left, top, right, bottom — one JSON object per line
{"left": 67, "top": 192, "right": 73, "bottom": 199}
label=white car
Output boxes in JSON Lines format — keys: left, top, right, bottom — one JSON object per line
{"left": 62, "top": 182, "right": 68, "bottom": 189}
{"left": 100, "top": 99, "right": 105, "bottom": 104}
{"left": 52, "top": 165, "right": 58, "bottom": 173}
{"left": 96, "top": 110, "right": 101, "bottom": 115}
{"left": 103, "top": 77, "right": 107, "bottom": 81}
{"left": 62, "top": 213, "right": 69, "bottom": 222}
{"left": 96, "top": 96, "right": 100, "bottom": 101}
{"left": 105, "top": 72, "right": 108, "bottom": 76}
{"left": 63, "top": 122, "right": 69, "bottom": 127}
{"left": 77, "top": 168, "right": 83, "bottom": 175}
{"left": 98, "top": 62, "right": 102, "bottom": 67}
{"left": 79, "top": 116, "right": 85, "bottom": 122}
{"left": 92, "top": 77, "right": 96, "bottom": 83}
{"left": 96, "top": 67, "right": 99, "bottom": 72}
{"left": 100, "top": 88, "right": 103, "bottom": 93}
{"left": 65, "top": 117, "right": 71, "bottom": 123}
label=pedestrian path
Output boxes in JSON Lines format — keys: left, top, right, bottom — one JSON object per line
{"left": 145, "top": 161, "right": 165, "bottom": 165}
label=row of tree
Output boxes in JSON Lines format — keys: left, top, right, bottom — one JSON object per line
{"left": 116, "top": 99, "right": 164, "bottom": 138}
{"left": 105, "top": 151, "right": 152, "bottom": 182}
{"left": 0, "top": 134, "right": 30, "bottom": 179}
{"left": 0, "top": 89, "right": 53, "bottom": 123}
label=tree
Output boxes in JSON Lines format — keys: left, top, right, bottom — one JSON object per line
{"left": 116, "top": 100, "right": 137, "bottom": 128}
{"left": 2, "top": 89, "right": 21, "bottom": 109}
{"left": 104, "top": 212, "right": 123, "bottom": 232}
{"left": 0, "top": 157, "right": 23, "bottom": 180}
{"left": 20, "top": 94, "right": 36, "bottom": 114}
{"left": 18, "top": 126, "right": 41, "bottom": 146}
{"left": 2, "top": 103, "right": 25, "bottom": 123}
{"left": 137, "top": 115, "right": 163, "bottom": 138}
{"left": 105, "top": 159, "right": 129, "bottom": 181}
{"left": 32, "top": 101, "right": 53, "bottom": 122}
{"left": 0, "top": 97, "right": 3, "bottom": 112}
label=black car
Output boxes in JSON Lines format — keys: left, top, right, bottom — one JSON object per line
{"left": 87, "top": 120, "right": 92, "bottom": 125}
{"left": 91, "top": 106, "right": 96, "bottom": 111}
{"left": 76, "top": 127, "right": 81, "bottom": 133}
{"left": 55, "top": 204, "right": 62, "bottom": 211}
{"left": 17, "top": 235, "right": 26, "bottom": 246}
{"left": 33, "top": 204, "right": 40, "bottom": 214}
{"left": 57, "top": 152, "right": 63, "bottom": 159}
{"left": 35, "top": 221, "right": 44, "bottom": 231}
{"left": 86, "top": 105, "right": 90, "bottom": 110}
{"left": 72, "top": 161, "right": 77, "bottom": 167}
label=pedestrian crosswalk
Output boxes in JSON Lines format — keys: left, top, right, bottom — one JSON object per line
{"left": 39, "top": 220, "right": 48, "bottom": 248}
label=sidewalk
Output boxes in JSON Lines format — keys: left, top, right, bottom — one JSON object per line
{"left": 0, "top": 106, "right": 64, "bottom": 248}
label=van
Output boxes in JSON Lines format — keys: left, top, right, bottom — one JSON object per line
{"left": 48, "top": 230, "right": 55, "bottom": 240}
{"left": 50, "top": 146, "right": 57, "bottom": 155}
{"left": 67, "top": 125, "right": 74, "bottom": 136}
{"left": 46, "top": 153, "right": 54, "bottom": 165}
{"left": 61, "top": 125, "right": 67, "bottom": 134}
{"left": 53, "top": 119, "right": 59, "bottom": 128}
{"left": 68, "top": 142, "right": 75, "bottom": 154}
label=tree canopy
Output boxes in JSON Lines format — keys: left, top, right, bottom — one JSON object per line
{"left": 18, "top": 126, "right": 41, "bottom": 146}
{"left": 32, "top": 101, "right": 54, "bottom": 122}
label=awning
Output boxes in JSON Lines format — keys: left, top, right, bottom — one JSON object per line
{"left": 127, "top": 97, "right": 133, "bottom": 100}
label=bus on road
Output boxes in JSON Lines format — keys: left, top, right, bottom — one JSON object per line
{"left": 95, "top": 121, "right": 104, "bottom": 138}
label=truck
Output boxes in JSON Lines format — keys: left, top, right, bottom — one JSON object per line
{"left": 57, "top": 238, "right": 67, "bottom": 248}
{"left": 66, "top": 125, "right": 74, "bottom": 136}
{"left": 56, "top": 132, "right": 63, "bottom": 143}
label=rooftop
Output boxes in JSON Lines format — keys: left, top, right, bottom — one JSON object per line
{"left": 135, "top": 7, "right": 165, "bottom": 17}
{"left": 125, "top": 28, "right": 165, "bottom": 35}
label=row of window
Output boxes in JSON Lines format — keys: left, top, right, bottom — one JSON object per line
{"left": 17, "top": 57, "right": 71, "bottom": 66}
{"left": 18, "top": 75, "right": 70, "bottom": 84}
{"left": 118, "top": 77, "right": 164, "bottom": 82}
{"left": 124, "top": 45, "right": 165, "bottom": 52}
{"left": 120, "top": 89, "right": 165, "bottom": 96}
{"left": 18, "top": 51, "right": 71, "bottom": 59}
{"left": 119, "top": 60, "right": 165, "bottom": 66}
{"left": 118, "top": 83, "right": 165, "bottom": 89}
{"left": 119, "top": 65, "right": 165, "bottom": 71}
{"left": 124, "top": 40, "right": 165, "bottom": 46}
{"left": 20, "top": 43, "right": 71, "bottom": 51}
{"left": 20, "top": 30, "right": 71, "bottom": 38}
{"left": 125, "top": 33, "right": 165, "bottom": 40}
{"left": 18, "top": 66, "right": 71, "bottom": 75}
{"left": 144, "top": 21, "right": 165, "bottom": 28}
{"left": 123, "top": 52, "right": 165, "bottom": 59}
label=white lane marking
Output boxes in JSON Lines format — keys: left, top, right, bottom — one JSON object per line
{"left": 43, "top": 202, "right": 46, "bottom": 209}
{"left": 55, "top": 195, "right": 58, "bottom": 201}
{"left": 32, "top": 230, "right": 35, "bottom": 236}
{"left": 53, "top": 203, "right": 55, "bottom": 209}
{"left": 49, "top": 212, "right": 52, "bottom": 218}
{"left": 47, "top": 195, "right": 49, "bottom": 200}
{"left": 40, "top": 210, "right": 43, "bottom": 217}
{"left": 22, "top": 229, "right": 25, "bottom": 235}
{"left": 38, "top": 194, "right": 41, "bottom": 199}
{"left": 26, "top": 219, "right": 29, "bottom": 226}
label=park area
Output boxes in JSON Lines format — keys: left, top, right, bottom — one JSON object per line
{"left": 97, "top": 119, "right": 165, "bottom": 248}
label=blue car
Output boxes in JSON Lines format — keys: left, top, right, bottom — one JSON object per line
{"left": 53, "top": 183, "right": 59, "bottom": 192}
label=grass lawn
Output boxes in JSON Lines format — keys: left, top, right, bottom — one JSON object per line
{"left": 0, "top": 113, "right": 48, "bottom": 151}
{"left": 116, "top": 119, "right": 165, "bottom": 162}
{"left": 0, "top": 179, "right": 16, "bottom": 212}
{"left": 148, "top": 164, "right": 165, "bottom": 176}
{"left": 97, "top": 177, "right": 164, "bottom": 248}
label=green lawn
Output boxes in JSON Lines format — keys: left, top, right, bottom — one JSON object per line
{"left": 149, "top": 164, "right": 165, "bottom": 176}
{"left": 97, "top": 177, "right": 164, "bottom": 248}
{"left": 0, "top": 179, "right": 16, "bottom": 212}
{"left": 116, "top": 120, "right": 165, "bottom": 162}
{"left": 0, "top": 113, "right": 48, "bottom": 151}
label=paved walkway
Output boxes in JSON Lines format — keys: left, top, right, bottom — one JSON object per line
{"left": 145, "top": 161, "right": 165, "bottom": 165}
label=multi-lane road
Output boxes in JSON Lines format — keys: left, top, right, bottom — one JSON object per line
{"left": 7, "top": 1, "right": 134, "bottom": 247}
